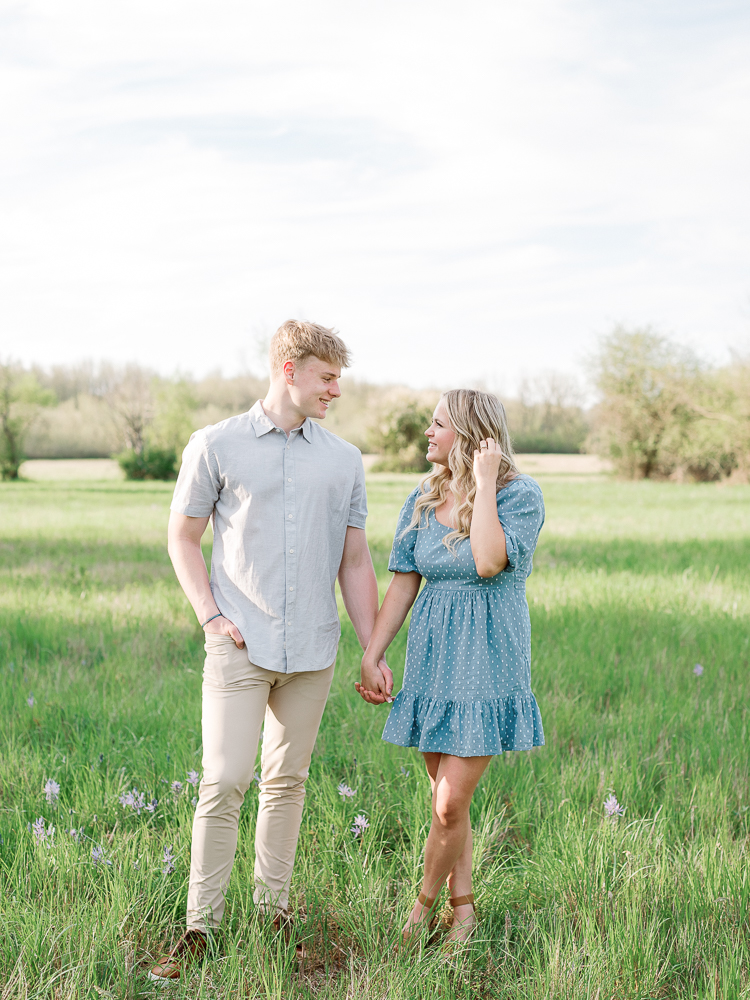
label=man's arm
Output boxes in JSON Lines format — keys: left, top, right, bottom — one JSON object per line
{"left": 167, "top": 511, "right": 245, "bottom": 648}
{"left": 337, "top": 526, "right": 379, "bottom": 648}
{"left": 337, "top": 526, "right": 393, "bottom": 694}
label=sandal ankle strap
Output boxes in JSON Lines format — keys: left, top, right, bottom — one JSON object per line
{"left": 417, "top": 890, "right": 437, "bottom": 910}
{"left": 449, "top": 893, "right": 475, "bottom": 909}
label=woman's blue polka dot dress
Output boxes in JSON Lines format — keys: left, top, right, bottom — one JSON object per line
{"left": 382, "top": 475, "right": 545, "bottom": 758}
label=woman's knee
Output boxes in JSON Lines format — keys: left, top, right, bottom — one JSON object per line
{"left": 433, "top": 788, "right": 470, "bottom": 829}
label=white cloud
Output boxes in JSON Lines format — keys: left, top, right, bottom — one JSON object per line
{"left": 1, "top": 0, "right": 749, "bottom": 389}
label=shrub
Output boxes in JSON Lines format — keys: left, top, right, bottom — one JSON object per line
{"left": 368, "top": 400, "right": 434, "bottom": 473}
{"left": 0, "top": 363, "right": 56, "bottom": 480}
{"left": 116, "top": 447, "right": 178, "bottom": 481}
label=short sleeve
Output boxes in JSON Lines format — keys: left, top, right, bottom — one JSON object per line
{"left": 497, "top": 477, "right": 545, "bottom": 575}
{"left": 170, "top": 431, "right": 221, "bottom": 517}
{"left": 347, "top": 453, "right": 368, "bottom": 529}
{"left": 388, "top": 488, "right": 421, "bottom": 574}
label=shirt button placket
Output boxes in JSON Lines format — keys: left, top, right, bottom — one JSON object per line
{"left": 284, "top": 431, "right": 297, "bottom": 672}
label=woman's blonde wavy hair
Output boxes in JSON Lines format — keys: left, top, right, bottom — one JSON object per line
{"left": 405, "top": 388, "right": 520, "bottom": 554}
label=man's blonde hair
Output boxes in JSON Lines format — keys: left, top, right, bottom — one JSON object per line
{"left": 269, "top": 320, "right": 351, "bottom": 376}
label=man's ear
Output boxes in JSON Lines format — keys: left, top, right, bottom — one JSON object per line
{"left": 283, "top": 361, "right": 295, "bottom": 385}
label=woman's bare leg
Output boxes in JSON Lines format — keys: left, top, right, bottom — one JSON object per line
{"left": 402, "top": 752, "right": 491, "bottom": 940}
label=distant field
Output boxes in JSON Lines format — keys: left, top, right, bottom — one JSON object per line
{"left": 19, "top": 452, "right": 613, "bottom": 481}
{"left": 0, "top": 473, "right": 747, "bottom": 997}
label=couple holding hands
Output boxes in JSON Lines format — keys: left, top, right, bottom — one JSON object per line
{"left": 150, "top": 320, "right": 545, "bottom": 981}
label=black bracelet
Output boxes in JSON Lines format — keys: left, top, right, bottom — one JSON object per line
{"left": 200, "top": 613, "right": 224, "bottom": 628}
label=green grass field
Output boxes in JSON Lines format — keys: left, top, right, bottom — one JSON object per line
{"left": 0, "top": 473, "right": 748, "bottom": 998}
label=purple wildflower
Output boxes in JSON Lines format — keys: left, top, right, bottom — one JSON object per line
{"left": 119, "top": 788, "right": 146, "bottom": 813}
{"left": 69, "top": 828, "right": 83, "bottom": 843}
{"left": 351, "top": 814, "right": 369, "bottom": 837}
{"left": 693, "top": 663, "right": 704, "bottom": 677}
{"left": 32, "top": 816, "right": 53, "bottom": 845}
{"left": 145, "top": 799, "right": 158, "bottom": 814}
{"left": 91, "top": 845, "right": 111, "bottom": 866}
{"left": 44, "top": 779, "right": 60, "bottom": 806}
{"left": 604, "top": 794, "right": 625, "bottom": 818}
{"left": 337, "top": 783, "right": 356, "bottom": 799}
{"left": 171, "top": 781, "right": 183, "bottom": 797}
{"left": 186, "top": 770, "right": 200, "bottom": 787}
{"left": 191, "top": 797, "right": 198, "bottom": 808}
{"left": 27, "top": 694, "right": 35, "bottom": 708}
{"left": 162, "top": 845, "right": 176, "bottom": 874}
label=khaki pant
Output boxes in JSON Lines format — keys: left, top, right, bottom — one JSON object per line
{"left": 186, "top": 633, "right": 334, "bottom": 931}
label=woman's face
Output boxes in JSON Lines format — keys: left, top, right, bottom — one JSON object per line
{"left": 425, "top": 400, "right": 456, "bottom": 467}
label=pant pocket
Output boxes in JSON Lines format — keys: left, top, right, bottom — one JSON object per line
{"left": 203, "top": 634, "right": 252, "bottom": 688}
{"left": 203, "top": 632, "right": 238, "bottom": 653}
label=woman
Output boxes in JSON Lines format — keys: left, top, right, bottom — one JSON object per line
{"left": 356, "top": 389, "right": 545, "bottom": 945}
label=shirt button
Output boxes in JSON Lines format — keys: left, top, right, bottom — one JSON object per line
{"left": 287, "top": 478, "right": 292, "bottom": 482}
{"left": 289, "top": 548, "right": 294, "bottom": 553}
{"left": 288, "top": 514, "right": 293, "bottom": 519}
{"left": 289, "top": 586, "right": 294, "bottom": 591}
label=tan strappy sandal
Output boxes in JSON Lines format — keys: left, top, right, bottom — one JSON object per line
{"left": 444, "top": 893, "right": 476, "bottom": 948}
{"left": 400, "top": 890, "right": 441, "bottom": 948}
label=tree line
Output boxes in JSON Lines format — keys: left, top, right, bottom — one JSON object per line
{"left": 1, "top": 327, "right": 748, "bottom": 481}
{"left": 589, "top": 327, "right": 750, "bottom": 482}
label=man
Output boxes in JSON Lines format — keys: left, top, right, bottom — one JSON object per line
{"left": 149, "top": 320, "right": 392, "bottom": 981}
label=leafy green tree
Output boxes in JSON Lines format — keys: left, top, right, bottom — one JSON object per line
{"left": 681, "top": 357, "right": 750, "bottom": 482}
{"left": 107, "top": 368, "right": 198, "bottom": 481}
{"left": 0, "top": 362, "right": 55, "bottom": 480}
{"left": 369, "top": 400, "right": 434, "bottom": 472}
{"left": 587, "top": 327, "right": 705, "bottom": 479}
{"left": 150, "top": 378, "right": 198, "bottom": 456}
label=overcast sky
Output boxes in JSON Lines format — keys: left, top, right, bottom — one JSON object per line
{"left": 2, "top": 0, "right": 749, "bottom": 391}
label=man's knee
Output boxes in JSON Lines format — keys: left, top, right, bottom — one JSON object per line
{"left": 200, "top": 766, "right": 253, "bottom": 811}
{"left": 258, "top": 772, "right": 307, "bottom": 802}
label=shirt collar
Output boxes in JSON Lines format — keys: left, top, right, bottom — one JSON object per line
{"left": 249, "top": 400, "right": 314, "bottom": 442}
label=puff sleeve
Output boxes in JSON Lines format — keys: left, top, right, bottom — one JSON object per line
{"left": 496, "top": 477, "right": 545, "bottom": 577}
{"left": 388, "top": 487, "right": 422, "bottom": 574}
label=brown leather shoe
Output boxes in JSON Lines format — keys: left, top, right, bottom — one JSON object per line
{"left": 148, "top": 929, "right": 208, "bottom": 982}
{"left": 271, "top": 910, "right": 306, "bottom": 958}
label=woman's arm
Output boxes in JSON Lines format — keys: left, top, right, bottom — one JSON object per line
{"left": 355, "top": 570, "right": 422, "bottom": 705}
{"left": 470, "top": 439, "right": 508, "bottom": 578}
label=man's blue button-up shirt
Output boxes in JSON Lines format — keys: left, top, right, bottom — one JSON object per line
{"left": 171, "top": 400, "right": 368, "bottom": 673}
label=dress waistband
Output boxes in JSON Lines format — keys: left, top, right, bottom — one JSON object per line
{"left": 423, "top": 580, "right": 503, "bottom": 592}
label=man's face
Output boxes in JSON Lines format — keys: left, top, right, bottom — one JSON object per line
{"left": 288, "top": 356, "right": 342, "bottom": 419}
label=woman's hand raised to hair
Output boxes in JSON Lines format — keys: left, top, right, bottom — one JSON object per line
{"left": 473, "top": 438, "right": 503, "bottom": 491}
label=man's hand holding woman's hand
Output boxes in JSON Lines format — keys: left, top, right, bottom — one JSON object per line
{"left": 203, "top": 613, "right": 245, "bottom": 649}
{"left": 355, "top": 653, "right": 394, "bottom": 705}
